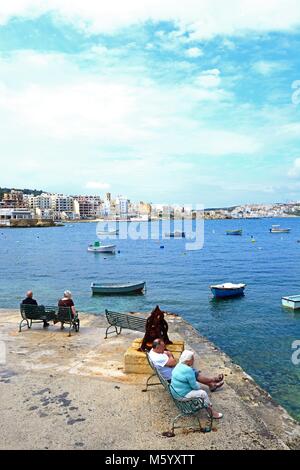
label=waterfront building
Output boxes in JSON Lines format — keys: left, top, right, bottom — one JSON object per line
{"left": 75, "top": 196, "right": 101, "bottom": 219}
{"left": 1, "top": 190, "right": 24, "bottom": 208}
{"left": 0, "top": 208, "right": 33, "bottom": 226}
{"left": 116, "top": 196, "right": 129, "bottom": 216}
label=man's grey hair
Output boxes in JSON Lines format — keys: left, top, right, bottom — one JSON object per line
{"left": 152, "top": 338, "right": 162, "bottom": 349}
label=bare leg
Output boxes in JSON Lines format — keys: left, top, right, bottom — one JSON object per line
{"left": 197, "top": 373, "right": 224, "bottom": 392}
{"left": 197, "top": 373, "right": 216, "bottom": 387}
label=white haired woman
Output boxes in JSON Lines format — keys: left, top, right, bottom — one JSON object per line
{"left": 57, "top": 290, "right": 76, "bottom": 329}
{"left": 170, "top": 350, "right": 223, "bottom": 419}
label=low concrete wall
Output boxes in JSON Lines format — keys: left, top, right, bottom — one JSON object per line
{"left": 9, "top": 218, "right": 55, "bottom": 228}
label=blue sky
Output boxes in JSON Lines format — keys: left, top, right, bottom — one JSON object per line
{"left": 0, "top": 1, "right": 300, "bottom": 207}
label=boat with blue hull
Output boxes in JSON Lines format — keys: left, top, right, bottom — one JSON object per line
{"left": 91, "top": 281, "right": 146, "bottom": 295}
{"left": 270, "top": 225, "right": 291, "bottom": 234}
{"left": 210, "top": 283, "right": 246, "bottom": 299}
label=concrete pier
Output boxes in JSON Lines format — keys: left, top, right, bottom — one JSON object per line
{"left": 0, "top": 309, "right": 300, "bottom": 450}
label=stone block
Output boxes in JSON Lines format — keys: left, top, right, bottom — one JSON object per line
{"left": 124, "top": 338, "right": 184, "bottom": 374}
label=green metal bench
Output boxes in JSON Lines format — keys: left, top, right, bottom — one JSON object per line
{"left": 104, "top": 309, "right": 146, "bottom": 339}
{"left": 19, "top": 304, "right": 80, "bottom": 337}
{"left": 57, "top": 306, "right": 80, "bottom": 337}
{"left": 19, "top": 304, "right": 57, "bottom": 332}
{"left": 143, "top": 352, "right": 213, "bottom": 435}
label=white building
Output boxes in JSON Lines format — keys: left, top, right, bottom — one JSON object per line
{"left": 116, "top": 196, "right": 129, "bottom": 216}
{"left": 0, "top": 208, "right": 33, "bottom": 226}
{"left": 24, "top": 193, "right": 80, "bottom": 220}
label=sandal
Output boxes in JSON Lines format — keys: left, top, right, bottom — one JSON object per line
{"left": 210, "top": 380, "right": 224, "bottom": 392}
{"left": 214, "top": 373, "right": 224, "bottom": 382}
{"left": 213, "top": 412, "right": 223, "bottom": 420}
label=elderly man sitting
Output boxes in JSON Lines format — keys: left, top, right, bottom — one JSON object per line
{"left": 21, "top": 290, "right": 49, "bottom": 328}
{"left": 149, "top": 338, "right": 224, "bottom": 391}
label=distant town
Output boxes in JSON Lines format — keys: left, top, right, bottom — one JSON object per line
{"left": 0, "top": 187, "right": 300, "bottom": 227}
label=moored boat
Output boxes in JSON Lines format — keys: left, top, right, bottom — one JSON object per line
{"left": 165, "top": 231, "right": 186, "bottom": 238}
{"left": 282, "top": 295, "right": 300, "bottom": 310}
{"left": 226, "top": 229, "right": 242, "bottom": 236}
{"left": 97, "top": 229, "right": 119, "bottom": 236}
{"left": 91, "top": 281, "right": 146, "bottom": 295}
{"left": 270, "top": 225, "right": 291, "bottom": 233}
{"left": 210, "top": 283, "right": 246, "bottom": 299}
{"left": 87, "top": 241, "right": 116, "bottom": 253}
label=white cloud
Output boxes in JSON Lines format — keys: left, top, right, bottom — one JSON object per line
{"left": 252, "top": 61, "right": 286, "bottom": 76}
{"left": 185, "top": 47, "right": 203, "bottom": 58}
{"left": 196, "top": 69, "right": 221, "bottom": 88}
{"left": 288, "top": 158, "right": 300, "bottom": 178}
{"left": 1, "top": 0, "right": 300, "bottom": 38}
{"left": 85, "top": 181, "right": 111, "bottom": 190}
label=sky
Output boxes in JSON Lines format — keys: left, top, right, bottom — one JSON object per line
{"left": 0, "top": 1, "right": 300, "bottom": 207}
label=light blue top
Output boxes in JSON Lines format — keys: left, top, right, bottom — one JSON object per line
{"left": 170, "top": 363, "right": 200, "bottom": 398}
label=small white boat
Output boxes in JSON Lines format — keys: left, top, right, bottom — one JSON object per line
{"left": 270, "top": 225, "right": 291, "bottom": 233}
{"left": 97, "top": 229, "right": 119, "bottom": 236}
{"left": 210, "top": 283, "right": 246, "bottom": 299}
{"left": 282, "top": 295, "right": 300, "bottom": 310}
{"left": 88, "top": 241, "right": 116, "bottom": 253}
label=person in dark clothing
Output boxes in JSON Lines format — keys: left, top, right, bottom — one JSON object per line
{"left": 21, "top": 291, "right": 49, "bottom": 327}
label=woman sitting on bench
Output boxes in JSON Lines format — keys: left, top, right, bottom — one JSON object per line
{"left": 57, "top": 290, "right": 76, "bottom": 329}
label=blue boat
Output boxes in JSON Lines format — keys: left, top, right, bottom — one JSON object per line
{"left": 226, "top": 230, "right": 242, "bottom": 236}
{"left": 210, "top": 283, "right": 246, "bottom": 299}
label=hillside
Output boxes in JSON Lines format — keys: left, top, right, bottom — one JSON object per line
{"left": 0, "top": 187, "right": 44, "bottom": 200}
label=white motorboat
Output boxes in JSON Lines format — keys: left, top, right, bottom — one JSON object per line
{"left": 88, "top": 241, "right": 116, "bottom": 253}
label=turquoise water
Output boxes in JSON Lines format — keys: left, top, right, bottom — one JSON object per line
{"left": 1, "top": 218, "right": 300, "bottom": 420}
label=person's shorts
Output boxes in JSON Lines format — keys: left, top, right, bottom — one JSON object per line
{"left": 192, "top": 368, "right": 200, "bottom": 380}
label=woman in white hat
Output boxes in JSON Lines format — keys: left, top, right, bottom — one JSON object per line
{"left": 170, "top": 350, "right": 223, "bottom": 419}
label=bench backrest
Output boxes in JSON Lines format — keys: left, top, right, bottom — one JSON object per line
{"left": 20, "top": 304, "right": 46, "bottom": 320}
{"left": 57, "top": 306, "right": 73, "bottom": 322}
{"left": 105, "top": 310, "right": 146, "bottom": 332}
{"left": 146, "top": 351, "right": 206, "bottom": 416}
{"left": 20, "top": 304, "right": 58, "bottom": 321}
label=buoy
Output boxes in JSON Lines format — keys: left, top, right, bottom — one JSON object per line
{"left": 118, "top": 250, "right": 121, "bottom": 253}
{"left": 160, "top": 246, "right": 164, "bottom": 249}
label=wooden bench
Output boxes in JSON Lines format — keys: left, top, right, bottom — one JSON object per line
{"left": 104, "top": 309, "right": 146, "bottom": 339}
{"left": 143, "top": 352, "right": 213, "bottom": 435}
{"left": 19, "top": 304, "right": 80, "bottom": 336}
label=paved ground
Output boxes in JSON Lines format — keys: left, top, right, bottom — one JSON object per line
{"left": 0, "top": 309, "right": 300, "bottom": 450}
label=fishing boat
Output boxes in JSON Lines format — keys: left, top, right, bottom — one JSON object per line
{"left": 87, "top": 241, "right": 116, "bottom": 253}
{"left": 210, "top": 283, "right": 246, "bottom": 299}
{"left": 282, "top": 295, "right": 300, "bottom": 310}
{"left": 165, "top": 231, "right": 186, "bottom": 238}
{"left": 270, "top": 225, "right": 291, "bottom": 233}
{"left": 97, "top": 229, "right": 119, "bottom": 236}
{"left": 91, "top": 281, "right": 146, "bottom": 295}
{"left": 226, "top": 229, "right": 242, "bottom": 236}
